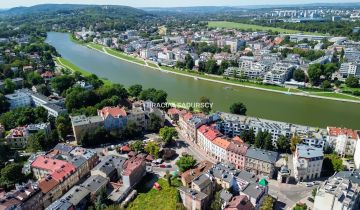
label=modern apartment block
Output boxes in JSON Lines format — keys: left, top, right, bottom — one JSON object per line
{"left": 314, "top": 170, "right": 360, "bottom": 210}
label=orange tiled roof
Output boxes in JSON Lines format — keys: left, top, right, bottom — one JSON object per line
{"left": 99, "top": 106, "right": 127, "bottom": 118}
{"left": 328, "top": 127, "right": 358, "bottom": 139}
{"left": 212, "top": 137, "right": 231, "bottom": 150}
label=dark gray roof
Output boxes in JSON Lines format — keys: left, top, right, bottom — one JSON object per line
{"left": 45, "top": 199, "right": 72, "bottom": 210}
{"left": 220, "top": 190, "right": 233, "bottom": 203}
{"left": 178, "top": 186, "right": 208, "bottom": 201}
{"left": 245, "top": 147, "right": 279, "bottom": 164}
{"left": 235, "top": 170, "right": 257, "bottom": 183}
{"left": 81, "top": 175, "right": 109, "bottom": 193}
{"left": 60, "top": 186, "right": 90, "bottom": 206}
{"left": 192, "top": 173, "right": 212, "bottom": 190}
{"left": 242, "top": 182, "right": 266, "bottom": 200}
{"left": 334, "top": 170, "right": 360, "bottom": 185}
{"left": 70, "top": 156, "right": 87, "bottom": 169}
{"left": 54, "top": 143, "right": 74, "bottom": 154}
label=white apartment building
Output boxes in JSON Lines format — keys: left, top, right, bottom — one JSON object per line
{"left": 327, "top": 127, "right": 358, "bottom": 157}
{"left": 354, "top": 132, "right": 360, "bottom": 169}
{"left": 263, "top": 63, "right": 296, "bottom": 84}
{"left": 293, "top": 144, "right": 324, "bottom": 181}
{"left": 339, "top": 62, "right": 360, "bottom": 80}
{"left": 5, "top": 91, "right": 32, "bottom": 109}
{"left": 314, "top": 171, "right": 360, "bottom": 210}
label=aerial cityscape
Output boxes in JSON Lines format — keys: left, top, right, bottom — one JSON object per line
{"left": 0, "top": 1, "right": 360, "bottom": 210}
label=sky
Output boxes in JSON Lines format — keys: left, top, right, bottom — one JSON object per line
{"left": 1, "top": 0, "right": 360, "bottom": 9}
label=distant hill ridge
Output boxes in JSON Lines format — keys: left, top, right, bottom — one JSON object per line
{"left": 0, "top": 4, "right": 147, "bottom": 16}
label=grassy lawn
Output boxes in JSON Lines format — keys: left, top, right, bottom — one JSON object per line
{"left": 105, "top": 48, "right": 146, "bottom": 65}
{"left": 148, "top": 62, "right": 159, "bottom": 68}
{"left": 87, "top": 43, "right": 104, "bottom": 51}
{"left": 208, "top": 21, "right": 323, "bottom": 35}
{"left": 126, "top": 175, "right": 181, "bottom": 210}
{"left": 310, "top": 92, "right": 360, "bottom": 101}
{"left": 159, "top": 65, "right": 289, "bottom": 91}
{"left": 56, "top": 57, "right": 111, "bottom": 85}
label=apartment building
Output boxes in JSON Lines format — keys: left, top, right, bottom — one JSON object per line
{"left": 314, "top": 170, "right": 360, "bottom": 210}
{"left": 70, "top": 115, "right": 104, "bottom": 142}
{"left": 97, "top": 106, "right": 127, "bottom": 131}
{"left": 339, "top": 62, "right": 360, "bottom": 80}
{"left": 5, "top": 91, "right": 32, "bottom": 109}
{"left": 263, "top": 62, "right": 296, "bottom": 84}
{"left": 327, "top": 127, "right": 358, "bottom": 157}
{"left": 227, "top": 138, "right": 249, "bottom": 170}
{"left": 216, "top": 112, "right": 324, "bottom": 144}
{"left": 179, "top": 112, "right": 208, "bottom": 143}
{"left": 245, "top": 148, "right": 279, "bottom": 177}
{"left": 354, "top": 132, "right": 360, "bottom": 169}
{"left": 293, "top": 144, "right": 324, "bottom": 181}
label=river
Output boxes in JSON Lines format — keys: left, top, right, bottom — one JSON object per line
{"left": 46, "top": 32, "right": 360, "bottom": 129}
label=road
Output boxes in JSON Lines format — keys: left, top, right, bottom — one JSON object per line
{"left": 268, "top": 180, "right": 316, "bottom": 210}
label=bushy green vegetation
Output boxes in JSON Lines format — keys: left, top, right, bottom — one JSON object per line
{"left": 208, "top": 21, "right": 313, "bottom": 34}
{"left": 126, "top": 177, "right": 181, "bottom": 210}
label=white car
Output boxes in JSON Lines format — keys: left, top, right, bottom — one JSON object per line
{"left": 305, "top": 182, "right": 314, "bottom": 187}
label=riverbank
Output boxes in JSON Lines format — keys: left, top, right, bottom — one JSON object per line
{"left": 85, "top": 43, "right": 360, "bottom": 104}
{"left": 55, "top": 57, "right": 112, "bottom": 85}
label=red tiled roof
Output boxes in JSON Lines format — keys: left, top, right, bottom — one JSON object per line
{"left": 41, "top": 71, "right": 54, "bottom": 78}
{"left": 38, "top": 176, "right": 59, "bottom": 193}
{"left": 182, "top": 112, "right": 193, "bottom": 121}
{"left": 204, "top": 128, "right": 221, "bottom": 141}
{"left": 122, "top": 156, "right": 144, "bottom": 176}
{"left": 328, "top": 127, "right": 358, "bottom": 139}
{"left": 31, "top": 156, "right": 70, "bottom": 173}
{"left": 227, "top": 141, "right": 249, "bottom": 156}
{"left": 197, "top": 125, "right": 208, "bottom": 134}
{"left": 167, "top": 108, "right": 180, "bottom": 115}
{"left": 51, "top": 163, "right": 76, "bottom": 182}
{"left": 212, "top": 137, "right": 231, "bottom": 150}
{"left": 98, "top": 106, "right": 127, "bottom": 118}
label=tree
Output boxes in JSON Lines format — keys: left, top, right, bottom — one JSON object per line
{"left": 123, "top": 121, "right": 138, "bottom": 139}
{"left": 276, "top": 135, "right": 290, "bottom": 153}
{"left": 128, "top": 84, "right": 143, "bottom": 98}
{"left": 0, "top": 163, "right": 25, "bottom": 188}
{"left": 0, "top": 145, "right": 12, "bottom": 164}
{"left": 27, "top": 131, "right": 47, "bottom": 152}
{"left": 199, "top": 96, "right": 212, "bottom": 114}
{"left": 159, "top": 126, "right": 178, "bottom": 145}
{"left": 3, "top": 78, "right": 16, "bottom": 94}
{"left": 185, "top": 54, "right": 194, "bottom": 70}
{"left": 308, "top": 64, "right": 322, "bottom": 85}
{"left": 55, "top": 114, "right": 72, "bottom": 140}
{"left": 321, "top": 154, "right": 345, "bottom": 177}
{"left": 345, "top": 76, "right": 359, "bottom": 88}
{"left": 80, "top": 127, "right": 109, "bottom": 147}
{"left": 210, "top": 191, "right": 222, "bottom": 210}
{"left": 290, "top": 135, "right": 302, "bottom": 152}
{"left": 148, "top": 113, "right": 162, "bottom": 132}
{"left": 293, "top": 69, "right": 306, "bottom": 82}
{"left": 144, "top": 141, "right": 160, "bottom": 158}
{"left": 321, "top": 80, "right": 332, "bottom": 90}
{"left": 254, "top": 130, "right": 265, "bottom": 148}
{"left": 139, "top": 88, "right": 167, "bottom": 104}
{"left": 240, "top": 129, "right": 255, "bottom": 144}
{"left": 166, "top": 170, "right": 172, "bottom": 186}
{"left": 312, "top": 188, "right": 317, "bottom": 198}
{"left": 293, "top": 203, "right": 307, "bottom": 210}
{"left": 205, "top": 59, "right": 218, "bottom": 74}
{"left": 51, "top": 75, "right": 75, "bottom": 94}
{"left": 229, "top": 102, "right": 247, "bottom": 115}
{"left": 0, "top": 93, "right": 9, "bottom": 114}
{"left": 259, "top": 196, "right": 274, "bottom": 210}
{"left": 176, "top": 155, "right": 196, "bottom": 172}
{"left": 263, "top": 132, "right": 274, "bottom": 151}
{"left": 129, "top": 140, "right": 144, "bottom": 153}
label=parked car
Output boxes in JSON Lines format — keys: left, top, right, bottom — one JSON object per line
{"left": 159, "top": 164, "right": 166, "bottom": 168}
{"left": 305, "top": 182, "right": 314, "bottom": 187}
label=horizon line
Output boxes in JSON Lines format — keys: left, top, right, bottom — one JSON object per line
{"left": 1, "top": 2, "right": 360, "bottom": 10}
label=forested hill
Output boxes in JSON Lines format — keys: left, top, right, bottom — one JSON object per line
{"left": 0, "top": 4, "right": 154, "bottom": 34}
{"left": 0, "top": 4, "right": 147, "bottom": 17}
